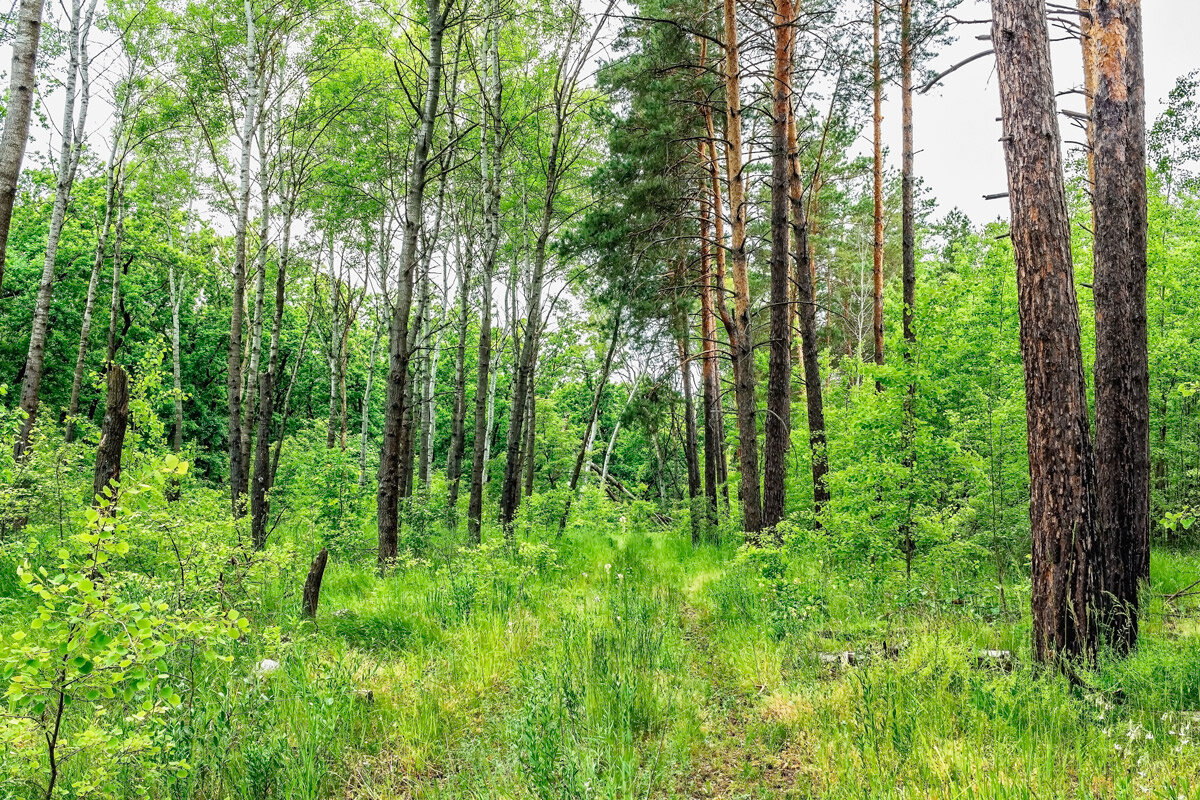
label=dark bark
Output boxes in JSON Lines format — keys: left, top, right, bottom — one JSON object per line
{"left": 302, "top": 548, "right": 329, "bottom": 619}
{"left": 992, "top": 0, "right": 1102, "bottom": 664}
{"left": 698, "top": 164, "right": 722, "bottom": 529}
{"left": 763, "top": 0, "right": 794, "bottom": 530}
{"left": 377, "top": 0, "right": 445, "bottom": 567}
{"left": 871, "top": 0, "right": 885, "bottom": 382}
{"left": 788, "top": 100, "right": 829, "bottom": 523}
{"left": 93, "top": 365, "right": 129, "bottom": 504}
{"left": 1089, "top": 0, "right": 1149, "bottom": 654}
{"left": 0, "top": 0, "right": 46, "bottom": 293}
{"left": 900, "top": 0, "right": 917, "bottom": 571}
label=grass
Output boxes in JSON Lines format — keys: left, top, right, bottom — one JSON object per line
{"left": 3, "top": 489, "right": 1200, "bottom": 799}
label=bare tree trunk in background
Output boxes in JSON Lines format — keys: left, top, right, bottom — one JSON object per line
{"left": 1087, "top": 0, "right": 1149, "bottom": 654}
{"left": 678, "top": 328, "right": 702, "bottom": 544}
{"left": 445, "top": 241, "right": 473, "bottom": 524}
{"left": 170, "top": 265, "right": 185, "bottom": 452}
{"left": 16, "top": 0, "right": 95, "bottom": 459}
{"left": 721, "top": 0, "right": 762, "bottom": 534}
{"left": 376, "top": 0, "right": 446, "bottom": 567}
{"left": 228, "top": 0, "right": 264, "bottom": 513}
{"left": 66, "top": 131, "right": 122, "bottom": 443}
{"left": 241, "top": 122, "right": 272, "bottom": 477}
{"left": 899, "top": 0, "right": 917, "bottom": 568}
{"left": 93, "top": 365, "right": 129, "bottom": 504}
{"left": 467, "top": 12, "right": 503, "bottom": 546}
{"left": 871, "top": 0, "right": 885, "bottom": 386}
{"left": 359, "top": 320, "right": 383, "bottom": 485}
{"left": 104, "top": 183, "right": 127, "bottom": 364}
{"left": 763, "top": 0, "right": 794, "bottom": 531}
{"left": 698, "top": 160, "right": 722, "bottom": 530}
{"left": 558, "top": 313, "right": 621, "bottom": 536}
{"left": 992, "top": 0, "right": 1102, "bottom": 665}
{"left": 0, "top": 0, "right": 46, "bottom": 293}
{"left": 788, "top": 101, "right": 829, "bottom": 524}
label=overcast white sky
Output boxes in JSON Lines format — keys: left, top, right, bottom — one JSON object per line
{"left": 900, "top": 0, "right": 1200, "bottom": 223}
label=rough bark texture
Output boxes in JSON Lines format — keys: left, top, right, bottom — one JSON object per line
{"left": 302, "top": 548, "right": 329, "bottom": 619}
{"left": 93, "top": 365, "right": 129, "bottom": 503}
{"left": 871, "top": 0, "right": 885, "bottom": 379}
{"left": 1089, "top": 0, "right": 1149, "bottom": 653}
{"left": 0, "top": 0, "right": 46, "bottom": 293}
{"left": 377, "top": 0, "right": 444, "bottom": 566}
{"left": 698, "top": 162, "right": 722, "bottom": 529}
{"left": 992, "top": 0, "right": 1102, "bottom": 664}
{"left": 763, "top": 0, "right": 794, "bottom": 530}
{"left": 900, "top": 0, "right": 917, "bottom": 567}
{"left": 721, "top": 0, "right": 762, "bottom": 534}
{"left": 788, "top": 104, "right": 829, "bottom": 523}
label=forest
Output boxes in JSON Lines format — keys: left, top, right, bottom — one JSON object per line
{"left": 1, "top": 0, "right": 1199, "bottom": 796}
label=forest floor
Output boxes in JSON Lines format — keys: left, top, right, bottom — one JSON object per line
{"left": 228, "top": 517, "right": 1200, "bottom": 800}
{"left": 5, "top": 493, "right": 1200, "bottom": 799}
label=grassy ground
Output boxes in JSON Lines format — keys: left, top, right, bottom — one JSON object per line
{"left": 4, "top": 486, "right": 1200, "bottom": 799}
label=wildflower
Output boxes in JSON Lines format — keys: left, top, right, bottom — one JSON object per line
{"left": 617, "top": 573, "right": 624, "bottom": 581}
{"left": 605, "top": 564, "right": 612, "bottom": 572}
{"left": 582, "top": 572, "right": 588, "bottom": 579}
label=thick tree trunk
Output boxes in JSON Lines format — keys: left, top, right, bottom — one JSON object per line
{"left": 763, "top": 0, "right": 794, "bottom": 530}
{"left": 15, "top": 0, "right": 94, "bottom": 459}
{"left": 721, "top": 0, "right": 762, "bottom": 534}
{"left": 0, "top": 0, "right": 46, "bottom": 293}
{"left": 301, "top": 548, "right": 329, "bottom": 618}
{"left": 992, "top": 0, "right": 1102, "bottom": 665}
{"left": 377, "top": 0, "right": 445, "bottom": 566}
{"left": 558, "top": 313, "right": 621, "bottom": 536}
{"left": 871, "top": 0, "right": 885, "bottom": 382}
{"left": 1088, "top": 0, "right": 1148, "bottom": 653}
{"left": 93, "top": 365, "right": 129, "bottom": 504}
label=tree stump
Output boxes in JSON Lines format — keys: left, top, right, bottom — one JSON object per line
{"left": 302, "top": 548, "right": 329, "bottom": 619}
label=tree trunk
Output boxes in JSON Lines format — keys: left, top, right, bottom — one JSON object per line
{"left": 93, "top": 365, "right": 129, "bottom": 504}
{"left": 445, "top": 252, "right": 473, "bottom": 523}
{"left": 900, "top": 0, "right": 917, "bottom": 564}
{"left": 301, "top": 548, "right": 329, "bottom": 619}
{"left": 377, "top": 0, "right": 445, "bottom": 566}
{"left": 66, "top": 138, "right": 120, "bottom": 442}
{"left": 0, "top": 0, "right": 46, "bottom": 293}
{"left": 721, "top": 0, "right": 762, "bottom": 534}
{"left": 763, "top": 0, "right": 794, "bottom": 530}
{"left": 1088, "top": 0, "right": 1149, "bottom": 654}
{"left": 522, "top": 373, "right": 538, "bottom": 497}
{"left": 467, "top": 14, "right": 503, "bottom": 545}
{"left": 558, "top": 313, "right": 621, "bottom": 536}
{"left": 992, "top": 0, "right": 1102, "bottom": 665}
{"left": 359, "top": 321, "right": 383, "bottom": 486}
{"left": 105, "top": 184, "right": 126, "bottom": 364}
{"left": 698, "top": 161, "right": 722, "bottom": 528}
{"left": 15, "top": 0, "right": 95, "bottom": 459}
{"left": 678, "top": 330, "right": 702, "bottom": 543}
{"left": 788, "top": 97, "right": 829, "bottom": 523}
{"left": 169, "top": 265, "right": 185, "bottom": 452}
{"left": 871, "top": 0, "right": 885, "bottom": 384}
{"left": 228, "top": 0, "right": 263, "bottom": 514}
{"left": 241, "top": 127, "right": 271, "bottom": 476}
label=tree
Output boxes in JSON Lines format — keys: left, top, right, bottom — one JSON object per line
{"left": 0, "top": 0, "right": 46, "bottom": 293}
{"left": 991, "top": 0, "right": 1102, "bottom": 664}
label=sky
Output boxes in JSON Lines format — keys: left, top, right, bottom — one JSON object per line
{"left": 901, "top": 0, "right": 1200, "bottom": 223}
